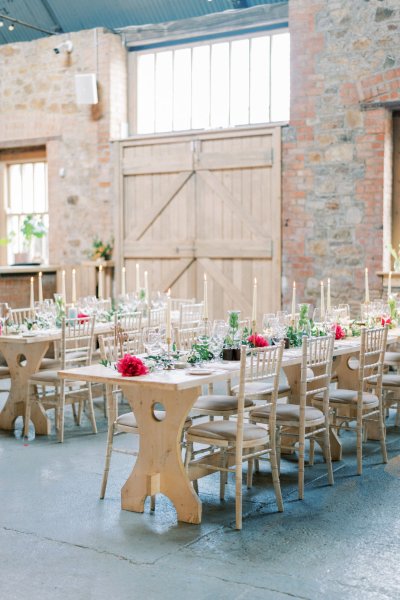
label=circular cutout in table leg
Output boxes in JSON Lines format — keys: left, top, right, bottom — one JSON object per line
{"left": 16, "top": 353, "right": 27, "bottom": 367}
{"left": 152, "top": 403, "right": 166, "bottom": 421}
{"left": 347, "top": 356, "right": 359, "bottom": 370}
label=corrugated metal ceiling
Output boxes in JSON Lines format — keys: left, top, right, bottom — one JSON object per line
{"left": 0, "top": 0, "right": 287, "bottom": 45}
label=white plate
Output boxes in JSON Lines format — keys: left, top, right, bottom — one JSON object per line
{"left": 22, "top": 332, "right": 39, "bottom": 337}
{"left": 187, "top": 369, "right": 214, "bottom": 376}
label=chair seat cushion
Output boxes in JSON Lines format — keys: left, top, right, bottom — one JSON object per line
{"left": 231, "top": 381, "right": 290, "bottom": 397}
{"left": 315, "top": 388, "right": 378, "bottom": 406}
{"left": 0, "top": 366, "right": 10, "bottom": 377}
{"left": 252, "top": 403, "right": 324, "bottom": 426}
{"left": 194, "top": 394, "right": 254, "bottom": 412}
{"left": 187, "top": 419, "right": 268, "bottom": 443}
{"left": 30, "top": 370, "right": 87, "bottom": 387}
{"left": 384, "top": 352, "right": 400, "bottom": 365}
{"left": 30, "top": 370, "right": 59, "bottom": 383}
{"left": 116, "top": 411, "right": 191, "bottom": 428}
{"left": 381, "top": 374, "right": 400, "bottom": 387}
{"left": 40, "top": 358, "right": 61, "bottom": 370}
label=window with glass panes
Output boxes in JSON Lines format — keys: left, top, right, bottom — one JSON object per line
{"left": 5, "top": 161, "right": 48, "bottom": 264}
{"left": 135, "top": 31, "right": 290, "bottom": 134}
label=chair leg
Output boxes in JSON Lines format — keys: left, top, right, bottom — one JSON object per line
{"left": 150, "top": 495, "right": 156, "bottom": 511}
{"left": 323, "top": 425, "right": 334, "bottom": 486}
{"left": 396, "top": 401, "right": 400, "bottom": 427}
{"left": 71, "top": 402, "right": 79, "bottom": 425}
{"left": 58, "top": 381, "right": 65, "bottom": 443}
{"left": 378, "top": 404, "right": 388, "bottom": 465}
{"left": 276, "top": 426, "right": 281, "bottom": 475}
{"left": 270, "top": 441, "right": 284, "bottom": 512}
{"left": 246, "top": 449, "right": 254, "bottom": 489}
{"left": 298, "top": 435, "right": 305, "bottom": 500}
{"left": 24, "top": 384, "right": 33, "bottom": 438}
{"left": 235, "top": 454, "right": 243, "bottom": 530}
{"left": 309, "top": 438, "right": 315, "bottom": 466}
{"left": 86, "top": 383, "right": 98, "bottom": 435}
{"left": 100, "top": 423, "right": 115, "bottom": 499}
{"left": 356, "top": 413, "right": 363, "bottom": 475}
{"left": 184, "top": 441, "right": 198, "bottom": 494}
{"left": 220, "top": 449, "right": 227, "bottom": 501}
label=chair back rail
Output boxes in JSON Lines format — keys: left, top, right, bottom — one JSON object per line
{"left": 148, "top": 307, "right": 166, "bottom": 329}
{"left": 9, "top": 307, "right": 35, "bottom": 325}
{"left": 179, "top": 303, "right": 204, "bottom": 327}
{"left": 61, "top": 316, "right": 96, "bottom": 369}
{"left": 114, "top": 311, "right": 142, "bottom": 334}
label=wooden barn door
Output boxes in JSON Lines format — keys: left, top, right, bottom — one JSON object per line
{"left": 115, "top": 127, "right": 281, "bottom": 321}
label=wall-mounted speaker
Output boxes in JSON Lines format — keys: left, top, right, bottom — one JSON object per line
{"left": 75, "top": 73, "right": 98, "bottom": 105}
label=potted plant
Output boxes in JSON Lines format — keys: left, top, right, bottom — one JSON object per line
{"left": 387, "top": 243, "right": 400, "bottom": 272}
{"left": 222, "top": 310, "right": 241, "bottom": 360}
{"left": 87, "top": 236, "right": 113, "bottom": 261}
{"left": 14, "top": 215, "right": 47, "bottom": 264}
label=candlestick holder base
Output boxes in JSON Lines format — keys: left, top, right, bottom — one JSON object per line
{"left": 163, "top": 339, "right": 175, "bottom": 370}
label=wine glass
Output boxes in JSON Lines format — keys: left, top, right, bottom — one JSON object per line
{"left": 0, "top": 302, "right": 10, "bottom": 334}
{"left": 338, "top": 304, "right": 350, "bottom": 323}
{"left": 262, "top": 313, "right": 276, "bottom": 337}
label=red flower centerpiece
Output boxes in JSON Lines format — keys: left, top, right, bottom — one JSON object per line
{"left": 335, "top": 324, "right": 346, "bottom": 340}
{"left": 116, "top": 354, "right": 149, "bottom": 377}
{"left": 247, "top": 334, "right": 269, "bottom": 348}
{"left": 381, "top": 317, "right": 391, "bottom": 327}
{"left": 77, "top": 312, "right": 90, "bottom": 324}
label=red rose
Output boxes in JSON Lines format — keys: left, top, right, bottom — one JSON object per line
{"left": 247, "top": 334, "right": 269, "bottom": 348}
{"left": 116, "top": 354, "right": 149, "bottom": 377}
{"left": 335, "top": 325, "right": 346, "bottom": 340}
{"left": 381, "top": 317, "right": 391, "bottom": 326}
{"left": 77, "top": 312, "right": 90, "bottom": 324}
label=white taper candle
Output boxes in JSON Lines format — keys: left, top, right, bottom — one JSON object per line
{"left": 252, "top": 277, "right": 257, "bottom": 325}
{"left": 327, "top": 278, "right": 331, "bottom": 311}
{"left": 61, "top": 270, "right": 66, "bottom": 304}
{"left": 38, "top": 272, "right": 43, "bottom": 303}
{"left": 121, "top": 267, "right": 126, "bottom": 296}
{"left": 166, "top": 295, "right": 172, "bottom": 341}
{"left": 291, "top": 281, "right": 296, "bottom": 323}
{"left": 30, "top": 277, "right": 34, "bottom": 309}
{"left": 136, "top": 263, "right": 140, "bottom": 293}
{"left": 365, "top": 268, "right": 370, "bottom": 304}
{"left": 98, "top": 265, "right": 103, "bottom": 299}
{"left": 320, "top": 281, "right": 325, "bottom": 317}
{"left": 72, "top": 269, "right": 77, "bottom": 304}
{"left": 203, "top": 274, "right": 208, "bottom": 320}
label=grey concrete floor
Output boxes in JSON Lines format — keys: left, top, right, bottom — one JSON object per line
{"left": 1, "top": 388, "right": 400, "bottom": 600}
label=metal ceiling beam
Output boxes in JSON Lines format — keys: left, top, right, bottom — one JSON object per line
{"left": 39, "top": 0, "right": 64, "bottom": 33}
{"left": 0, "top": 13, "right": 57, "bottom": 35}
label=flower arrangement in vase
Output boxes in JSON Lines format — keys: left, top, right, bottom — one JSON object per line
{"left": 387, "top": 243, "right": 400, "bottom": 272}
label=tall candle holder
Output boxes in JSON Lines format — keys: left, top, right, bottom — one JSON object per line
{"left": 252, "top": 319, "right": 257, "bottom": 336}
{"left": 203, "top": 316, "right": 209, "bottom": 337}
{"left": 164, "top": 337, "right": 174, "bottom": 370}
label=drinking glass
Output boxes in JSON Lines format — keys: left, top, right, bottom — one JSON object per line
{"left": 262, "top": 313, "right": 276, "bottom": 336}
{"left": 338, "top": 304, "right": 350, "bottom": 323}
{"left": 0, "top": 302, "right": 10, "bottom": 334}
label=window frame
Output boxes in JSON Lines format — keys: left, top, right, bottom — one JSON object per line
{"left": 1, "top": 153, "right": 48, "bottom": 266}
{"left": 129, "top": 26, "right": 290, "bottom": 136}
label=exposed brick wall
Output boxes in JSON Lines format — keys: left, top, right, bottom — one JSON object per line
{"left": 0, "top": 272, "right": 56, "bottom": 308}
{"left": 282, "top": 0, "right": 400, "bottom": 309}
{"left": 0, "top": 29, "right": 127, "bottom": 266}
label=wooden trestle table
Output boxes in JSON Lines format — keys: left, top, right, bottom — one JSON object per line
{"left": 56, "top": 336, "right": 386, "bottom": 524}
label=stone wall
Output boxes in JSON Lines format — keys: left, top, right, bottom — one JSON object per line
{"left": 0, "top": 28, "right": 127, "bottom": 265}
{"left": 282, "top": 0, "right": 400, "bottom": 309}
